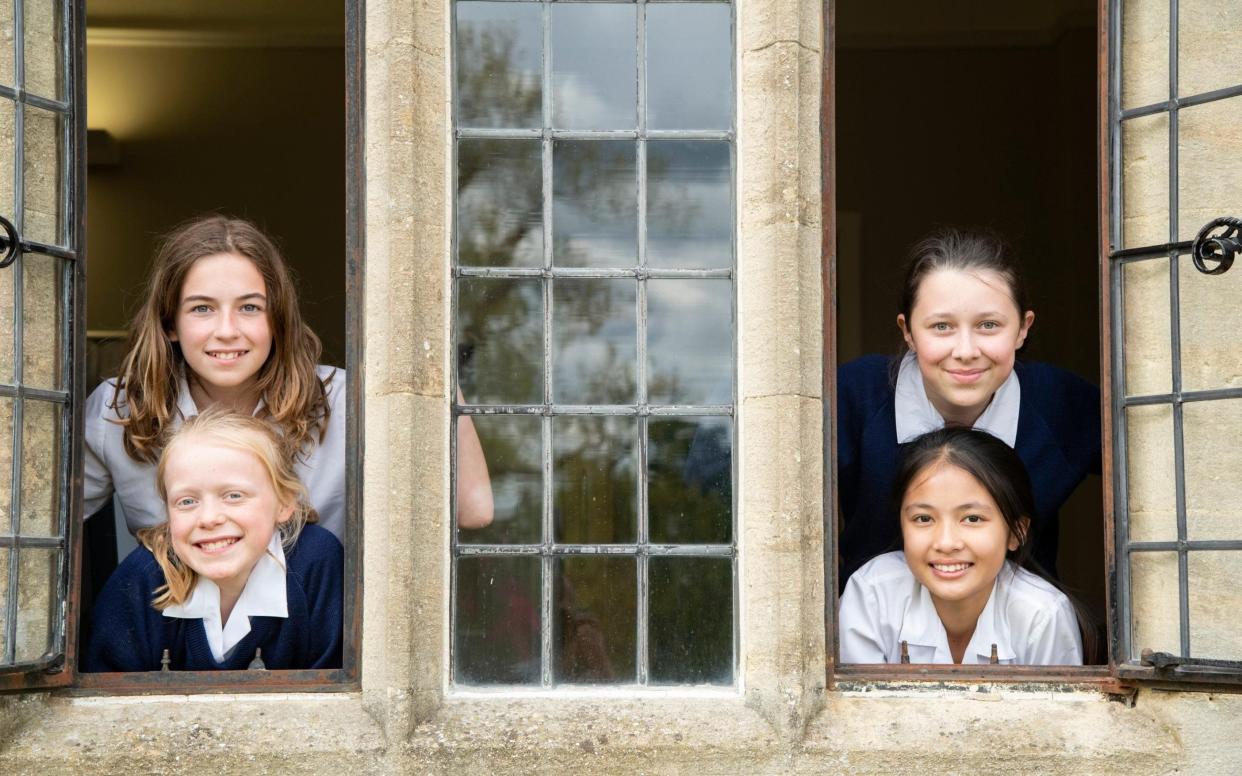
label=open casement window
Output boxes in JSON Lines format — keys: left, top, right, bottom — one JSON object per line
{"left": 1107, "top": 0, "right": 1242, "bottom": 687}
{"left": 0, "top": 0, "right": 84, "bottom": 691}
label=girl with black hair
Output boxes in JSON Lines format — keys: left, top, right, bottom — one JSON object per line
{"left": 839, "top": 427, "right": 1088, "bottom": 665}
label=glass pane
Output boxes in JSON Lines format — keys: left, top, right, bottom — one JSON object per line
{"left": 0, "top": 5, "right": 13, "bottom": 87}
{"left": 553, "top": 415, "right": 636, "bottom": 543}
{"left": 15, "top": 547, "right": 57, "bottom": 662}
{"left": 1178, "top": 0, "right": 1242, "bottom": 98}
{"left": 1125, "top": 404, "right": 1177, "bottom": 544}
{"left": 1130, "top": 551, "right": 1181, "bottom": 657}
{"left": 554, "top": 556, "right": 635, "bottom": 684}
{"left": 455, "top": 1, "right": 542, "bottom": 129}
{"left": 22, "top": 105, "right": 64, "bottom": 247}
{"left": 457, "top": 278, "right": 542, "bottom": 405}
{"left": 22, "top": 251, "right": 62, "bottom": 390}
{"left": 1187, "top": 551, "right": 1242, "bottom": 658}
{"left": 1183, "top": 399, "right": 1242, "bottom": 542}
{"left": 1179, "top": 254, "right": 1242, "bottom": 392}
{"left": 1121, "top": 0, "right": 1168, "bottom": 110}
{"left": 1121, "top": 113, "right": 1169, "bottom": 250}
{"left": 1177, "top": 95, "right": 1242, "bottom": 243}
{"left": 552, "top": 278, "right": 636, "bottom": 404}
{"left": 458, "top": 139, "right": 543, "bottom": 268}
{"left": 0, "top": 397, "right": 11, "bottom": 526}
{"left": 22, "top": 0, "right": 61, "bottom": 100}
{"left": 0, "top": 98, "right": 13, "bottom": 221}
{"left": 551, "top": 3, "right": 636, "bottom": 129}
{"left": 20, "top": 399, "right": 58, "bottom": 537}
{"left": 552, "top": 140, "right": 636, "bottom": 268}
{"left": 646, "top": 141, "right": 731, "bottom": 269}
{"left": 454, "top": 555, "right": 541, "bottom": 684}
{"left": 649, "top": 417, "right": 731, "bottom": 545}
{"left": 458, "top": 415, "right": 542, "bottom": 545}
{"left": 649, "top": 556, "right": 732, "bottom": 684}
{"left": 647, "top": 4, "right": 731, "bottom": 130}
{"left": 648, "top": 279, "right": 731, "bottom": 405}
{"left": 1122, "top": 259, "right": 1171, "bottom": 397}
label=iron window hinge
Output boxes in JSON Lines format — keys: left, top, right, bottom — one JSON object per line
{"left": 1140, "top": 649, "right": 1242, "bottom": 674}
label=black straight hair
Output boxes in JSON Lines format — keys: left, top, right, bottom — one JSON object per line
{"left": 892, "top": 427, "right": 1098, "bottom": 662}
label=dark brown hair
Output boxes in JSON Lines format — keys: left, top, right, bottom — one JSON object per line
{"left": 110, "top": 215, "right": 329, "bottom": 463}
{"left": 899, "top": 228, "right": 1031, "bottom": 322}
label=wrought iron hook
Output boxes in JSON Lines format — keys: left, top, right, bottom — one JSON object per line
{"left": 1190, "top": 216, "right": 1242, "bottom": 276}
{"left": 0, "top": 214, "right": 17, "bottom": 269}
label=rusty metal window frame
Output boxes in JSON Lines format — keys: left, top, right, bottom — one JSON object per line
{"left": 1106, "top": 0, "right": 1242, "bottom": 686}
{"left": 449, "top": 0, "right": 739, "bottom": 689}
{"left": 0, "top": 0, "right": 84, "bottom": 692}
{"left": 53, "top": 0, "right": 365, "bottom": 695}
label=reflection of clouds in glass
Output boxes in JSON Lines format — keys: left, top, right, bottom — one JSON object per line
{"left": 458, "top": 278, "right": 544, "bottom": 405}
{"left": 552, "top": 3, "right": 637, "bottom": 129}
{"left": 553, "top": 279, "right": 637, "bottom": 404}
{"left": 456, "top": 2, "right": 543, "bottom": 129}
{"left": 648, "top": 141, "right": 731, "bottom": 268}
{"left": 647, "top": 4, "right": 732, "bottom": 130}
{"left": 648, "top": 280, "right": 731, "bottom": 405}
{"left": 458, "top": 139, "right": 543, "bottom": 267}
{"left": 553, "top": 140, "right": 637, "bottom": 267}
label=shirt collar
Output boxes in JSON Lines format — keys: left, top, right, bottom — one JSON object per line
{"left": 894, "top": 352, "right": 1021, "bottom": 447}
{"left": 897, "top": 564, "right": 1016, "bottom": 664}
{"left": 163, "top": 533, "right": 289, "bottom": 662}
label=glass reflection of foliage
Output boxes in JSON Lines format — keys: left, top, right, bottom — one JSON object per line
{"left": 649, "top": 557, "right": 732, "bottom": 684}
{"left": 555, "top": 557, "right": 636, "bottom": 683}
{"left": 552, "top": 279, "right": 637, "bottom": 405}
{"left": 458, "top": 139, "right": 542, "bottom": 268}
{"left": 455, "top": 556, "right": 541, "bottom": 685}
{"left": 649, "top": 418, "right": 731, "bottom": 544}
{"left": 456, "top": 3, "right": 541, "bottom": 129}
{"left": 457, "top": 278, "right": 542, "bottom": 405}
{"left": 458, "top": 416, "right": 542, "bottom": 545}
{"left": 554, "top": 416, "right": 637, "bottom": 543}
{"left": 553, "top": 140, "right": 636, "bottom": 268}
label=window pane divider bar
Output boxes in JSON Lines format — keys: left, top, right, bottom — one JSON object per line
{"left": 1119, "top": 82, "right": 1242, "bottom": 120}
{"left": 0, "top": 386, "right": 70, "bottom": 402}
{"left": 455, "top": 403, "right": 733, "bottom": 415}
{"left": 1122, "top": 386, "right": 1242, "bottom": 406}
{"left": 0, "top": 87, "right": 70, "bottom": 114}
{"left": 1110, "top": 241, "right": 1191, "bottom": 261}
{"left": 457, "top": 543, "right": 735, "bottom": 556}
{"left": 458, "top": 128, "right": 732, "bottom": 140}
{"left": 455, "top": 266, "right": 731, "bottom": 279}
{"left": 0, "top": 536, "right": 65, "bottom": 549}
{"left": 635, "top": 0, "right": 650, "bottom": 686}
{"left": 1128, "top": 540, "right": 1242, "bottom": 552}
{"left": 1167, "top": 0, "right": 1192, "bottom": 658}
{"left": 539, "top": 0, "right": 554, "bottom": 690}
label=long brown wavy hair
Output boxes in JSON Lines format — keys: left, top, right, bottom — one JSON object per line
{"left": 137, "top": 408, "right": 317, "bottom": 610}
{"left": 110, "top": 214, "right": 330, "bottom": 463}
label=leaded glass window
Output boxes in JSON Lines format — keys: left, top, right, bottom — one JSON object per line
{"left": 451, "top": 0, "right": 736, "bottom": 687}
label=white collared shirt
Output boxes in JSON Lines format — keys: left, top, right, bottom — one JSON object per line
{"left": 893, "top": 351, "right": 1021, "bottom": 446}
{"left": 839, "top": 551, "right": 1083, "bottom": 665}
{"left": 163, "top": 533, "right": 289, "bottom": 662}
{"left": 83, "top": 364, "right": 346, "bottom": 541}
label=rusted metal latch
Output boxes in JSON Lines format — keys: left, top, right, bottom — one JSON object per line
{"left": 1190, "top": 216, "right": 1242, "bottom": 275}
{"left": 1140, "top": 649, "right": 1242, "bottom": 674}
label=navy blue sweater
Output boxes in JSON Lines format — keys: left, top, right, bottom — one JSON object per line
{"left": 837, "top": 355, "right": 1101, "bottom": 588}
{"left": 84, "top": 524, "right": 343, "bottom": 672}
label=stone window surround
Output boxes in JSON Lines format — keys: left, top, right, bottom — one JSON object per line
{"left": 1, "top": 0, "right": 1240, "bottom": 771}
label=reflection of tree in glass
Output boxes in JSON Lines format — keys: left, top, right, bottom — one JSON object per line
{"left": 554, "top": 415, "right": 636, "bottom": 544}
{"left": 457, "top": 25, "right": 540, "bottom": 128}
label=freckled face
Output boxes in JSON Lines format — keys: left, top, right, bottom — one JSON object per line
{"left": 901, "top": 462, "right": 1020, "bottom": 619}
{"left": 170, "top": 253, "right": 273, "bottom": 405}
{"left": 897, "top": 269, "right": 1034, "bottom": 426}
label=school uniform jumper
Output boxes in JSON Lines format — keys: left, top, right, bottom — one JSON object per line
{"left": 837, "top": 355, "right": 1100, "bottom": 587}
{"left": 83, "top": 365, "right": 347, "bottom": 541}
{"left": 83, "top": 524, "right": 343, "bottom": 672}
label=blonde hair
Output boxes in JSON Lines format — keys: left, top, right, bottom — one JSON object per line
{"left": 110, "top": 214, "right": 330, "bottom": 464}
{"left": 137, "top": 407, "right": 317, "bottom": 610}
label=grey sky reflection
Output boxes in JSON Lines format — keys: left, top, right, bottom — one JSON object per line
{"left": 552, "top": 4, "right": 638, "bottom": 129}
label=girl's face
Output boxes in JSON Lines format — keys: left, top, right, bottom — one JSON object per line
{"left": 900, "top": 462, "right": 1020, "bottom": 619}
{"left": 164, "top": 438, "right": 293, "bottom": 601}
{"left": 897, "top": 269, "right": 1034, "bottom": 426}
{"left": 171, "top": 253, "right": 273, "bottom": 405}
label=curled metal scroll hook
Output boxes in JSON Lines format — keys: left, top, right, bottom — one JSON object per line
{"left": 0, "top": 214, "right": 18, "bottom": 269}
{"left": 1191, "top": 216, "right": 1242, "bottom": 276}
